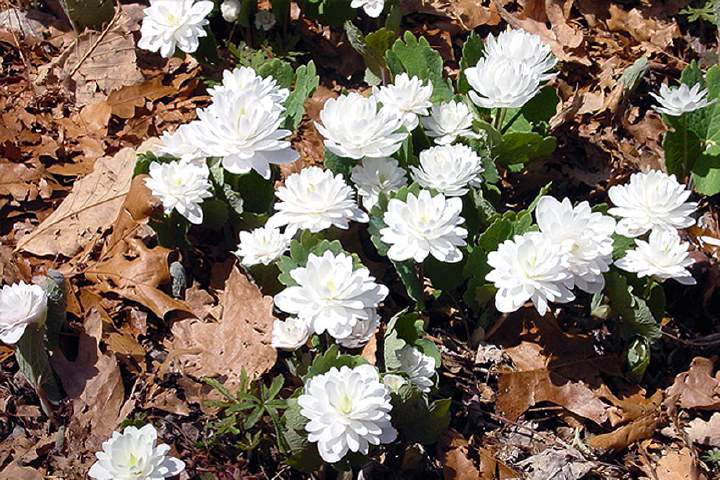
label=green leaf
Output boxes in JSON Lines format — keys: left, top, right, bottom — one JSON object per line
{"left": 458, "top": 32, "right": 483, "bottom": 94}
{"left": 384, "top": 310, "right": 425, "bottom": 370}
{"left": 663, "top": 118, "right": 702, "bottom": 179}
{"left": 324, "top": 149, "right": 356, "bottom": 178}
{"left": 284, "top": 61, "right": 319, "bottom": 131}
{"left": 257, "top": 58, "right": 294, "bottom": 89}
{"left": 134, "top": 151, "right": 159, "bottom": 176}
{"left": 612, "top": 233, "right": 635, "bottom": 260}
{"left": 391, "top": 385, "right": 451, "bottom": 444}
{"left": 691, "top": 153, "right": 720, "bottom": 196}
{"left": 233, "top": 170, "right": 275, "bottom": 214}
{"left": 392, "top": 259, "right": 424, "bottom": 306}
{"left": 201, "top": 199, "right": 229, "bottom": 230}
{"left": 385, "top": 32, "right": 454, "bottom": 102}
{"left": 681, "top": 60, "right": 705, "bottom": 88}
{"left": 619, "top": 55, "right": 649, "bottom": 92}
{"left": 497, "top": 132, "right": 556, "bottom": 167}
{"left": 424, "top": 256, "right": 465, "bottom": 292}
{"left": 521, "top": 87, "right": 559, "bottom": 125}
{"left": 364, "top": 28, "right": 397, "bottom": 80}
{"left": 305, "top": 345, "right": 368, "bottom": 379}
{"left": 605, "top": 271, "right": 662, "bottom": 343}
{"left": 626, "top": 337, "right": 650, "bottom": 381}
{"left": 208, "top": 159, "right": 245, "bottom": 216}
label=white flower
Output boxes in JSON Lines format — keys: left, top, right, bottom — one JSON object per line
{"left": 380, "top": 190, "right": 468, "bottom": 263}
{"left": 395, "top": 345, "right": 436, "bottom": 393}
{"left": 651, "top": 83, "right": 715, "bottom": 117}
{"left": 298, "top": 364, "right": 397, "bottom": 463}
{"left": 158, "top": 124, "right": 205, "bottom": 165}
{"left": 138, "top": 0, "right": 214, "bottom": 58}
{"left": 485, "top": 232, "right": 575, "bottom": 315}
{"left": 410, "top": 144, "right": 484, "bottom": 197}
{"left": 254, "top": 10, "right": 276, "bottom": 31}
{"left": 221, "top": 0, "right": 241, "bottom": 22}
{"left": 421, "top": 100, "right": 479, "bottom": 145}
{"left": 316, "top": 93, "right": 407, "bottom": 159}
{"left": 535, "top": 196, "right": 616, "bottom": 294}
{"left": 185, "top": 90, "right": 297, "bottom": 179}
{"left": 350, "top": 0, "right": 385, "bottom": 17}
{"left": 465, "top": 56, "right": 543, "bottom": 109}
{"left": 608, "top": 170, "right": 697, "bottom": 238}
{"left": 373, "top": 73, "right": 433, "bottom": 131}
{"left": 0, "top": 282, "right": 47, "bottom": 345}
{"left": 382, "top": 373, "right": 407, "bottom": 393}
{"left": 236, "top": 226, "right": 291, "bottom": 266}
{"left": 615, "top": 229, "right": 696, "bottom": 285}
{"left": 337, "top": 309, "right": 380, "bottom": 349}
{"left": 144, "top": 160, "right": 213, "bottom": 224}
{"left": 272, "top": 317, "right": 312, "bottom": 351}
{"left": 267, "top": 166, "right": 368, "bottom": 234}
{"left": 484, "top": 29, "right": 556, "bottom": 80}
{"left": 88, "top": 424, "right": 185, "bottom": 480}
{"left": 207, "top": 66, "right": 289, "bottom": 104}
{"left": 350, "top": 157, "right": 407, "bottom": 210}
{"left": 274, "top": 251, "right": 388, "bottom": 339}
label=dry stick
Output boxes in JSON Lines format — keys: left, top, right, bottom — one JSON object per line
{"left": 66, "top": 4, "right": 121, "bottom": 79}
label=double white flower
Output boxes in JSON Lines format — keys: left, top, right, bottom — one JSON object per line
{"left": 350, "top": 157, "right": 407, "bottom": 210}
{"left": 615, "top": 229, "right": 696, "bottom": 285}
{"left": 421, "top": 101, "right": 479, "bottom": 146}
{"left": 484, "top": 29, "right": 557, "bottom": 81}
{"left": 272, "top": 317, "right": 312, "bottom": 351}
{"left": 486, "top": 231, "right": 575, "bottom": 316}
{"left": 608, "top": 170, "right": 697, "bottom": 238}
{"left": 373, "top": 73, "right": 433, "bottom": 131}
{"left": 380, "top": 190, "right": 468, "bottom": 263}
{"left": 236, "top": 226, "right": 292, "bottom": 266}
{"left": 158, "top": 124, "right": 205, "bottom": 165}
{"left": 88, "top": 424, "right": 185, "bottom": 479}
{"left": 536, "top": 196, "right": 616, "bottom": 294}
{"left": 411, "top": 144, "right": 484, "bottom": 197}
{"left": 299, "top": 364, "right": 397, "bottom": 463}
{"left": 138, "top": 0, "right": 213, "bottom": 58}
{"left": 395, "top": 345, "right": 436, "bottom": 393}
{"left": 274, "top": 251, "right": 388, "bottom": 339}
{"left": 144, "top": 160, "right": 213, "bottom": 225}
{"left": 651, "top": 83, "right": 715, "bottom": 117}
{"left": 0, "top": 282, "right": 47, "bottom": 345}
{"left": 268, "top": 166, "right": 368, "bottom": 234}
{"left": 316, "top": 93, "right": 407, "bottom": 159}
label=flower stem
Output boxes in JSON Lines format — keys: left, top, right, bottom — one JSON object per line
{"left": 493, "top": 108, "right": 507, "bottom": 130}
{"left": 15, "top": 324, "right": 63, "bottom": 416}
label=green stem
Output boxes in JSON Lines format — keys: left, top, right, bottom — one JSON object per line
{"left": 500, "top": 110, "right": 523, "bottom": 134}
{"left": 16, "top": 324, "right": 63, "bottom": 415}
{"left": 492, "top": 108, "right": 507, "bottom": 130}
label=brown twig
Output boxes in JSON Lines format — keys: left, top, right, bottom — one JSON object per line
{"left": 66, "top": 5, "right": 121, "bottom": 79}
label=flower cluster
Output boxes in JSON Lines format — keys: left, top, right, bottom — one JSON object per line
{"left": 139, "top": 0, "right": 214, "bottom": 58}
{"left": 465, "top": 29, "right": 556, "bottom": 109}
{"left": 651, "top": 83, "right": 715, "bottom": 116}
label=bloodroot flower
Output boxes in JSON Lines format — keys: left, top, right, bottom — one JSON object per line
{"left": 144, "top": 160, "right": 213, "bottom": 225}
{"left": 268, "top": 167, "right": 368, "bottom": 234}
{"left": 608, "top": 170, "right": 697, "bottom": 238}
{"left": 272, "top": 317, "right": 312, "bottom": 351}
{"left": 236, "top": 226, "right": 291, "bottom": 266}
{"left": 350, "top": 0, "right": 386, "bottom": 18}
{"left": 485, "top": 232, "right": 575, "bottom": 315}
{"left": 88, "top": 424, "right": 185, "bottom": 479}
{"left": 484, "top": 29, "right": 557, "bottom": 80}
{"left": 411, "top": 144, "right": 484, "bottom": 197}
{"left": 373, "top": 73, "right": 433, "bottom": 131}
{"left": 651, "top": 83, "right": 715, "bottom": 117}
{"left": 535, "top": 196, "right": 616, "bottom": 294}
{"left": 421, "top": 100, "right": 479, "bottom": 146}
{"left": 396, "top": 345, "right": 436, "bottom": 393}
{"left": 299, "top": 364, "right": 397, "bottom": 463}
{"left": 615, "top": 229, "right": 696, "bottom": 285}
{"left": 0, "top": 282, "right": 47, "bottom": 345}
{"left": 138, "top": 0, "right": 214, "bottom": 58}
{"left": 316, "top": 93, "right": 407, "bottom": 159}
{"left": 465, "top": 56, "right": 543, "bottom": 109}
{"left": 350, "top": 157, "right": 408, "bottom": 210}
{"left": 380, "top": 190, "right": 468, "bottom": 263}
{"left": 274, "top": 251, "right": 388, "bottom": 339}
{"left": 337, "top": 309, "right": 380, "bottom": 349}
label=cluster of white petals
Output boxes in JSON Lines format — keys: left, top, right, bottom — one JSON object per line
{"left": 421, "top": 100, "right": 479, "bottom": 145}
{"left": 268, "top": 166, "right": 368, "bottom": 234}
{"left": 373, "top": 73, "right": 433, "bottom": 131}
{"left": 608, "top": 170, "right": 697, "bottom": 238}
{"left": 221, "top": 0, "right": 241, "bottom": 22}
{"left": 350, "top": 157, "right": 407, "bottom": 210}
{"left": 274, "top": 251, "right": 388, "bottom": 339}
{"left": 158, "top": 124, "right": 205, "bottom": 165}
{"left": 0, "top": 282, "right": 47, "bottom": 345}
{"left": 145, "top": 160, "right": 213, "bottom": 225}
{"left": 486, "top": 232, "right": 575, "bottom": 316}
{"left": 395, "top": 345, "right": 436, "bottom": 393}
{"left": 208, "top": 66, "right": 289, "bottom": 103}
{"left": 536, "top": 196, "right": 616, "bottom": 294}
{"left": 89, "top": 424, "right": 185, "bottom": 480}
{"left": 651, "top": 83, "right": 715, "bottom": 116}
{"left": 272, "top": 317, "right": 312, "bottom": 351}
{"left": 236, "top": 226, "right": 291, "bottom": 266}
{"left": 316, "top": 93, "right": 407, "bottom": 159}
{"left": 615, "top": 229, "right": 696, "bottom": 285}
{"left": 299, "top": 364, "right": 397, "bottom": 463}
{"left": 465, "top": 28, "right": 555, "bottom": 109}
{"left": 350, "top": 0, "right": 386, "bottom": 17}
{"left": 411, "top": 144, "right": 484, "bottom": 197}
{"left": 380, "top": 190, "right": 468, "bottom": 263}
{"left": 138, "top": 0, "right": 213, "bottom": 58}
{"left": 337, "top": 310, "right": 380, "bottom": 349}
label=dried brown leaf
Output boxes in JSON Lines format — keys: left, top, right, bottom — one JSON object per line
{"left": 437, "top": 429, "right": 480, "bottom": 480}
{"left": 685, "top": 413, "right": 720, "bottom": 447}
{"left": 666, "top": 357, "right": 720, "bottom": 411}
{"left": 654, "top": 448, "right": 706, "bottom": 480}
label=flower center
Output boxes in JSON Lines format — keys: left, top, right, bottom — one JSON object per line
{"left": 128, "top": 453, "right": 138, "bottom": 467}
{"left": 338, "top": 393, "right": 353, "bottom": 414}
{"left": 165, "top": 13, "right": 182, "bottom": 27}
{"left": 325, "top": 278, "right": 337, "bottom": 294}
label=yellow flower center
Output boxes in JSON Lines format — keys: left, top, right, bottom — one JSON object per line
{"left": 338, "top": 393, "right": 353, "bottom": 414}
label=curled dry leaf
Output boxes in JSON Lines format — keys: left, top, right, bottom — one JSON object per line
{"left": 167, "top": 266, "right": 277, "bottom": 389}
{"left": 665, "top": 357, "right": 720, "bottom": 411}
{"left": 685, "top": 413, "right": 720, "bottom": 448}
{"left": 436, "top": 429, "right": 480, "bottom": 480}
{"left": 653, "top": 447, "right": 706, "bottom": 480}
